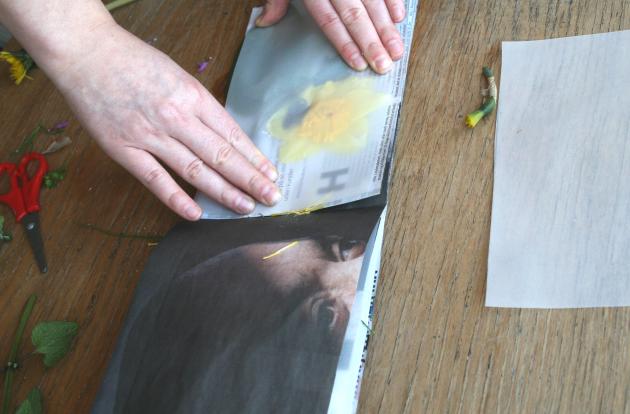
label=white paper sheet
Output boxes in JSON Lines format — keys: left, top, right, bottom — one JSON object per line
{"left": 486, "top": 30, "right": 630, "bottom": 308}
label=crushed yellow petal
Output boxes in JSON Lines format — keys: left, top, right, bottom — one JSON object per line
{"left": 267, "top": 77, "right": 394, "bottom": 163}
{"left": 0, "top": 51, "right": 29, "bottom": 85}
{"left": 270, "top": 202, "right": 327, "bottom": 217}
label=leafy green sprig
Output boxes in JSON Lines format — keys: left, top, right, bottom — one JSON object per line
{"left": 1, "top": 295, "right": 78, "bottom": 414}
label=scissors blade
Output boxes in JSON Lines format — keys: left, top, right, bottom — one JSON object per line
{"left": 21, "top": 213, "right": 48, "bottom": 273}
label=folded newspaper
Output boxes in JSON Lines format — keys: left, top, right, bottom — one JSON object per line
{"left": 93, "top": 1, "right": 418, "bottom": 413}
{"left": 196, "top": 0, "right": 417, "bottom": 219}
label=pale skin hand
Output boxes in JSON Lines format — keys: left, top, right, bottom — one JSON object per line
{"left": 0, "top": 0, "right": 404, "bottom": 221}
{"left": 54, "top": 24, "right": 282, "bottom": 220}
{"left": 257, "top": 0, "right": 406, "bottom": 74}
{"left": 0, "top": 0, "right": 281, "bottom": 220}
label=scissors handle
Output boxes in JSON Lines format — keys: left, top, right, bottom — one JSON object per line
{"left": 0, "top": 163, "right": 27, "bottom": 220}
{"left": 17, "top": 152, "right": 48, "bottom": 215}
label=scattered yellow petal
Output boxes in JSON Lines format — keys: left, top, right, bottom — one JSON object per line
{"left": 0, "top": 51, "right": 30, "bottom": 85}
{"left": 267, "top": 77, "right": 394, "bottom": 163}
{"left": 262, "top": 241, "right": 299, "bottom": 260}
{"left": 270, "top": 202, "right": 327, "bottom": 217}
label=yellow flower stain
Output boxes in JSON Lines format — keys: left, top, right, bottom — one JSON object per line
{"left": 267, "top": 77, "right": 393, "bottom": 163}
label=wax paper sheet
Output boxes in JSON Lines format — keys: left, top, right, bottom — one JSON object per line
{"left": 486, "top": 30, "right": 630, "bottom": 308}
{"left": 197, "top": 0, "right": 418, "bottom": 219}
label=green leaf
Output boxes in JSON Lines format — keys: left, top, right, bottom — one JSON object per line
{"left": 31, "top": 321, "right": 78, "bottom": 368}
{"left": 15, "top": 388, "right": 42, "bottom": 414}
{"left": 42, "top": 168, "right": 67, "bottom": 189}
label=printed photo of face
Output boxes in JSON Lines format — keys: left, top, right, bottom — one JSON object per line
{"left": 112, "top": 234, "right": 373, "bottom": 414}
{"left": 236, "top": 236, "right": 366, "bottom": 344}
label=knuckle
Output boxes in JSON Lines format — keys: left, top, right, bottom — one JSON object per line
{"left": 213, "top": 144, "right": 234, "bottom": 167}
{"left": 251, "top": 153, "right": 265, "bottom": 169}
{"left": 389, "top": 0, "right": 405, "bottom": 10}
{"left": 318, "top": 11, "right": 340, "bottom": 30}
{"left": 184, "top": 157, "right": 204, "bottom": 180}
{"left": 167, "top": 190, "right": 187, "bottom": 210}
{"left": 144, "top": 168, "right": 165, "bottom": 186}
{"left": 226, "top": 126, "right": 242, "bottom": 146}
{"left": 381, "top": 27, "right": 400, "bottom": 43}
{"left": 156, "top": 102, "right": 184, "bottom": 124}
{"left": 128, "top": 118, "right": 159, "bottom": 140}
{"left": 186, "top": 79, "right": 208, "bottom": 108}
{"left": 248, "top": 173, "right": 263, "bottom": 193}
{"left": 340, "top": 7, "right": 365, "bottom": 26}
{"left": 219, "top": 188, "right": 237, "bottom": 206}
{"left": 188, "top": 81, "right": 206, "bottom": 104}
{"left": 340, "top": 41, "right": 360, "bottom": 60}
{"left": 367, "top": 41, "right": 387, "bottom": 59}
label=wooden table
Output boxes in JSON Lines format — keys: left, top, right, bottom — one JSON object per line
{"left": 1, "top": 1, "right": 629, "bottom": 412}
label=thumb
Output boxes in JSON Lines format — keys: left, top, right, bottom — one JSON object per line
{"left": 256, "top": 0, "right": 290, "bottom": 27}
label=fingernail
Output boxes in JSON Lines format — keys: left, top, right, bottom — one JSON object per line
{"left": 350, "top": 53, "right": 368, "bottom": 71}
{"left": 260, "top": 163, "right": 279, "bottom": 182}
{"left": 262, "top": 186, "right": 282, "bottom": 205}
{"left": 374, "top": 56, "right": 393, "bottom": 74}
{"left": 236, "top": 196, "right": 255, "bottom": 214}
{"left": 255, "top": 11, "right": 267, "bottom": 27}
{"left": 387, "top": 39, "right": 404, "bottom": 59}
{"left": 185, "top": 204, "right": 202, "bottom": 220}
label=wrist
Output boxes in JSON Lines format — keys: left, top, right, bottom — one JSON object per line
{"left": 43, "top": 18, "right": 123, "bottom": 89}
{"left": 0, "top": 0, "right": 118, "bottom": 86}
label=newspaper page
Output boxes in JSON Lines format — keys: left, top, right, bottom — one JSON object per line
{"left": 197, "top": 0, "right": 418, "bottom": 219}
{"left": 328, "top": 207, "right": 386, "bottom": 413}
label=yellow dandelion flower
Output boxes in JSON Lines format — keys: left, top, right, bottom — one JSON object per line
{"left": 0, "top": 50, "right": 34, "bottom": 85}
{"left": 267, "top": 77, "right": 394, "bottom": 163}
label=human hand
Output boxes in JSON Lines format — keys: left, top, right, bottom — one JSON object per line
{"left": 256, "top": 0, "right": 406, "bottom": 74}
{"left": 49, "top": 23, "right": 281, "bottom": 220}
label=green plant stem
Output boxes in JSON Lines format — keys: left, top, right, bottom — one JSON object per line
{"left": 361, "top": 320, "right": 375, "bottom": 336}
{"left": 11, "top": 124, "right": 43, "bottom": 162}
{"left": 79, "top": 223, "right": 163, "bottom": 241}
{"left": 479, "top": 97, "right": 496, "bottom": 115}
{"left": 2, "top": 295, "right": 37, "bottom": 414}
{"left": 106, "top": 0, "right": 139, "bottom": 11}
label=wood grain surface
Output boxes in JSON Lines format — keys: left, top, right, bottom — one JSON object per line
{"left": 0, "top": 1, "right": 629, "bottom": 413}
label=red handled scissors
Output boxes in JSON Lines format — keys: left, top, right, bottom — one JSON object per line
{"left": 0, "top": 152, "right": 49, "bottom": 273}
